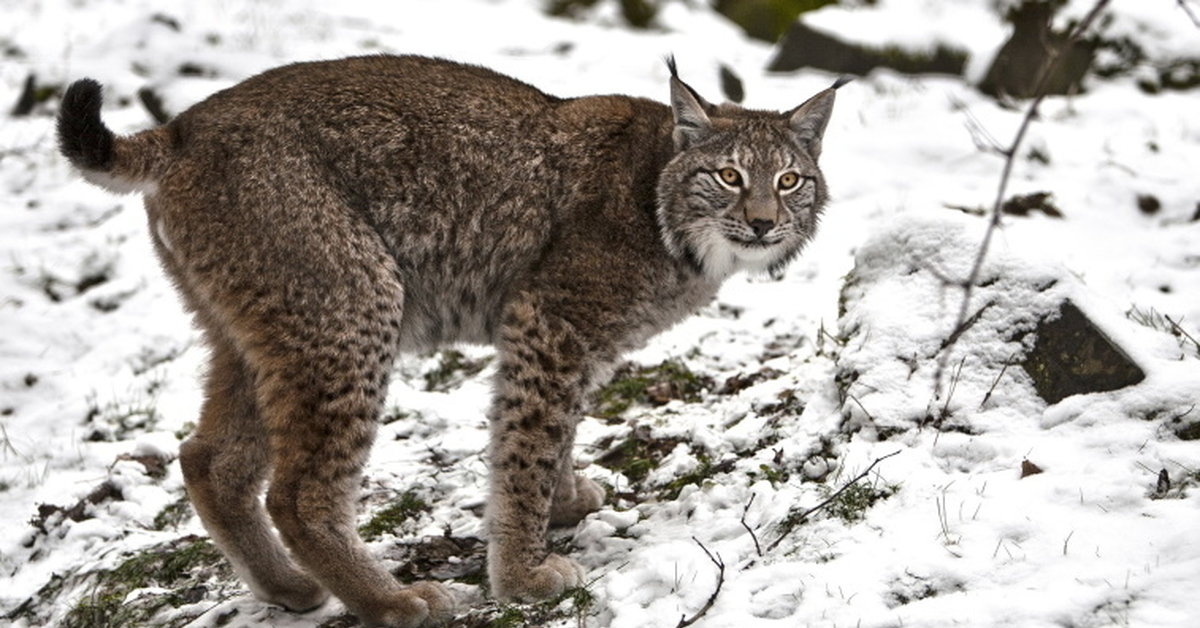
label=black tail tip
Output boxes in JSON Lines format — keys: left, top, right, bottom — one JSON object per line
{"left": 58, "top": 78, "right": 114, "bottom": 171}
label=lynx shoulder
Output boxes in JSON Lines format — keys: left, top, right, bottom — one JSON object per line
{"left": 57, "top": 54, "right": 840, "bottom": 627}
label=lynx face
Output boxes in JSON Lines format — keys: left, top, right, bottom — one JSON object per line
{"left": 657, "top": 68, "right": 835, "bottom": 278}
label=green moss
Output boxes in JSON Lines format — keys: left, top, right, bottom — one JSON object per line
{"left": 359, "top": 491, "right": 429, "bottom": 542}
{"left": 452, "top": 584, "right": 595, "bottom": 627}
{"left": 173, "top": 421, "right": 196, "bottom": 441}
{"left": 423, "top": 349, "right": 492, "bottom": 392}
{"left": 591, "top": 360, "right": 712, "bottom": 420}
{"left": 495, "top": 586, "right": 594, "bottom": 627}
{"left": 381, "top": 407, "right": 412, "bottom": 424}
{"left": 61, "top": 536, "right": 229, "bottom": 628}
{"left": 152, "top": 497, "right": 192, "bottom": 531}
{"left": 658, "top": 455, "right": 718, "bottom": 500}
{"left": 490, "top": 606, "right": 528, "bottom": 628}
{"left": 594, "top": 432, "right": 684, "bottom": 484}
{"left": 751, "top": 462, "right": 790, "bottom": 486}
{"left": 773, "top": 478, "right": 898, "bottom": 546}
{"left": 83, "top": 392, "right": 159, "bottom": 442}
{"left": 820, "top": 481, "right": 896, "bottom": 523}
{"left": 4, "top": 572, "right": 68, "bottom": 624}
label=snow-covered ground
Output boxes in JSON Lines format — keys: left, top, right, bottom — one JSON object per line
{"left": 2, "top": 1, "right": 1198, "bottom": 626}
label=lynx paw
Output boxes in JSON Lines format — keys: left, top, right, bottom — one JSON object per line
{"left": 251, "top": 570, "right": 329, "bottom": 613}
{"left": 549, "top": 473, "right": 605, "bottom": 527}
{"left": 359, "top": 581, "right": 455, "bottom": 628}
{"left": 492, "top": 553, "right": 585, "bottom": 602}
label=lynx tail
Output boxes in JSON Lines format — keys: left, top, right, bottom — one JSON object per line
{"left": 57, "top": 79, "right": 172, "bottom": 194}
{"left": 58, "top": 79, "right": 115, "bottom": 172}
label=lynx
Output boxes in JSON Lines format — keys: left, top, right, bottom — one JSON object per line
{"left": 57, "top": 54, "right": 839, "bottom": 627}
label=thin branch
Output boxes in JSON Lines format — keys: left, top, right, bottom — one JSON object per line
{"left": 1164, "top": 314, "right": 1200, "bottom": 354}
{"left": 950, "top": 94, "right": 1006, "bottom": 155}
{"left": 676, "top": 538, "right": 726, "bottom": 628}
{"left": 846, "top": 393, "right": 875, "bottom": 424}
{"left": 1179, "top": 0, "right": 1200, "bottom": 28}
{"left": 766, "top": 451, "right": 901, "bottom": 552}
{"left": 933, "top": 357, "right": 967, "bottom": 433}
{"left": 740, "top": 493, "right": 762, "bottom": 557}
{"left": 979, "top": 353, "right": 1017, "bottom": 409}
{"left": 938, "top": 301, "right": 995, "bottom": 352}
{"left": 936, "top": 0, "right": 1111, "bottom": 394}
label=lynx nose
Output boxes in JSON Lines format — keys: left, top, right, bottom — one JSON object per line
{"left": 748, "top": 219, "right": 774, "bottom": 239}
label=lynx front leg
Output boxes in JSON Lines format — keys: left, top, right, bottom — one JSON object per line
{"left": 486, "top": 303, "right": 602, "bottom": 601}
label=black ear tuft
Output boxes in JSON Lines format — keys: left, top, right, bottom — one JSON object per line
{"left": 666, "top": 57, "right": 715, "bottom": 150}
{"left": 665, "top": 56, "right": 707, "bottom": 106}
{"left": 58, "top": 79, "right": 115, "bottom": 171}
{"left": 831, "top": 75, "right": 854, "bottom": 90}
{"left": 788, "top": 86, "right": 838, "bottom": 158}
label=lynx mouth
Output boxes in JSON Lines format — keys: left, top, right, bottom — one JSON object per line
{"left": 727, "top": 234, "right": 780, "bottom": 249}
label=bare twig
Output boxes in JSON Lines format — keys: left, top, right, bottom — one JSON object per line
{"left": 933, "top": 357, "right": 967, "bottom": 432}
{"left": 740, "top": 493, "right": 762, "bottom": 557}
{"left": 950, "top": 94, "right": 1006, "bottom": 155}
{"left": 846, "top": 393, "right": 875, "bottom": 424}
{"left": 676, "top": 538, "right": 726, "bottom": 628}
{"left": 979, "top": 353, "right": 1017, "bottom": 409}
{"left": 766, "top": 451, "right": 901, "bottom": 552}
{"left": 938, "top": 301, "right": 995, "bottom": 352}
{"left": 1164, "top": 314, "right": 1200, "bottom": 354}
{"left": 1, "top": 423, "right": 23, "bottom": 459}
{"left": 1179, "top": 0, "right": 1200, "bottom": 28}
{"left": 936, "top": 0, "right": 1112, "bottom": 394}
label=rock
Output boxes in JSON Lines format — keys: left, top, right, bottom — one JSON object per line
{"left": 138, "top": 86, "right": 172, "bottom": 124}
{"left": 834, "top": 215, "right": 1156, "bottom": 439}
{"left": 1020, "top": 459, "right": 1044, "bottom": 478}
{"left": 768, "top": 20, "right": 967, "bottom": 77}
{"left": 1002, "top": 191, "right": 1063, "bottom": 218}
{"left": 11, "top": 74, "right": 36, "bottom": 116}
{"left": 1135, "top": 193, "right": 1161, "bottom": 215}
{"left": 714, "top": 0, "right": 824, "bottom": 43}
{"left": 719, "top": 63, "right": 745, "bottom": 103}
{"left": 1020, "top": 300, "right": 1145, "bottom": 404}
{"left": 978, "top": 0, "right": 1095, "bottom": 98}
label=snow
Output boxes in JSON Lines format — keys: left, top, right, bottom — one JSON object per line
{"left": 2, "top": 0, "right": 1199, "bottom": 627}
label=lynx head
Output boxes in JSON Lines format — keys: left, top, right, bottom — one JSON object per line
{"left": 657, "top": 59, "right": 840, "bottom": 279}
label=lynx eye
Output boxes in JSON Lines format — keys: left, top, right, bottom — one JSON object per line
{"left": 715, "top": 167, "right": 743, "bottom": 187}
{"left": 778, "top": 172, "right": 802, "bottom": 191}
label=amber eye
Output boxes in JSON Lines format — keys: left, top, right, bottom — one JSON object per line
{"left": 778, "top": 172, "right": 801, "bottom": 190}
{"left": 716, "top": 167, "right": 743, "bottom": 187}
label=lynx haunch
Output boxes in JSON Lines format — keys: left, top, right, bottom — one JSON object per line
{"left": 57, "top": 54, "right": 840, "bottom": 627}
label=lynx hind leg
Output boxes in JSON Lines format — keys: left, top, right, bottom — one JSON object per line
{"left": 252, "top": 301, "right": 454, "bottom": 627}
{"left": 165, "top": 194, "right": 452, "bottom": 625}
{"left": 244, "top": 247, "right": 452, "bottom": 626}
{"left": 178, "top": 334, "right": 329, "bottom": 612}
{"left": 487, "top": 303, "right": 596, "bottom": 601}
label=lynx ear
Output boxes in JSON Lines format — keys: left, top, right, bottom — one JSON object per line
{"left": 666, "top": 57, "right": 713, "bottom": 150}
{"left": 788, "top": 78, "right": 844, "bottom": 159}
